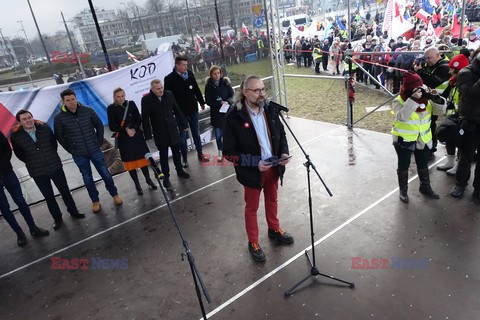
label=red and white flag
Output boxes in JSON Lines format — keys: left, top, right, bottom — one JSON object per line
{"left": 196, "top": 34, "right": 204, "bottom": 44}
{"left": 126, "top": 50, "right": 139, "bottom": 63}
{"left": 383, "top": 0, "right": 414, "bottom": 39}
{"left": 241, "top": 23, "right": 249, "bottom": 35}
{"left": 213, "top": 30, "right": 220, "bottom": 44}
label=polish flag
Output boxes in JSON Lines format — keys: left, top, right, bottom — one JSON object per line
{"left": 196, "top": 34, "right": 204, "bottom": 44}
{"left": 226, "top": 33, "right": 231, "bottom": 42}
{"left": 241, "top": 23, "right": 249, "bottom": 35}
{"left": 125, "top": 50, "right": 139, "bottom": 63}
{"left": 213, "top": 30, "right": 220, "bottom": 44}
{"left": 195, "top": 42, "right": 200, "bottom": 53}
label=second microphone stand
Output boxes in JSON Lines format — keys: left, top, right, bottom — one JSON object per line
{"left": 148, "top": 163, "right": 211, "bottom": 319}
{"left": 274, "top": 109, "right": 354, "bottom": 296}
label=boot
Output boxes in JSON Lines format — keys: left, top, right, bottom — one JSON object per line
{"left": 135, "top": 181, "right": 143, "bottom": 195}
{"left": 17, "top": 230, "right": 27, "bottom": 247}
{"left": 446, "top": 161, "right": 458, "bottom": 176}
{"left": 418, "top": 168, "right": 440, "bottom": 199}
{"left": 397, "top": 170, "right": 409, "bottom": 203}
{"left": 145, "top": 177, "right": 157, "bottom": 190}
{"left": 437, "top": 154, "right": 455, "bottom": 171}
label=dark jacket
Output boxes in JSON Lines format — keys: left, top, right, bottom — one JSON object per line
{"left": 10, "top": 121, "right": 62, "bottom": 177}
{"left": 204, "top": 77, "right": 234, "bottom": 128}
{"left": 164, "top": 68, "right": 205, "bottom": 117}
{"left": 0, "top": 131, "right": 13, "bottom": 176}
{"left": 223, "top": 101, "right": 289, "bottom": 189}
{"left": 457, "top": 57, "right": 480, "bottom": 124}
{"left": 417, "top": 58, "right": 450, "bottom": 89}
{"left": 54, "top": 103, "right": 104, "bottom": 156}
{"left": 107, "top": 100, "right": 149, "bottom": 162}
{"left": 141, "top": 90, "right": 188, "bottom": 148}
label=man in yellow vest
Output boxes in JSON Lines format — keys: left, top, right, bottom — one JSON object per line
{"left": 413, "top": 47, "right": 450, "bottom": 159}
{"left": 392, "top": 71, "right": 446, "bottom": 203}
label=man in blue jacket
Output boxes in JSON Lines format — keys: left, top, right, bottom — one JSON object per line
{"left": 54, "top": 89, "right": 122, "bottom": 213}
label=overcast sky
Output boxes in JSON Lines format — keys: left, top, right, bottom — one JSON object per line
{"left": 2, "top": 0, "right": 129, "bottom": 39}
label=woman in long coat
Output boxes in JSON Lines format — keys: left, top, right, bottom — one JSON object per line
{"left": 204, "top": 65, "right": 234, "bottom": 160}
{"left": 107, "top": 88, "right": 157, "bottom": 195}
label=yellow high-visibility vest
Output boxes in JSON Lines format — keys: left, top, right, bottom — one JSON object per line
{"left": 391, "top": 96, "right": 433, "bottom": 143}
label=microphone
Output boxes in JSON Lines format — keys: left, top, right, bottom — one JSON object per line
{"left": 266, "top": 99, "right": 289, "bottom": 112}
{"left": 145, "top": 153, "right": 164, "bottom": 180}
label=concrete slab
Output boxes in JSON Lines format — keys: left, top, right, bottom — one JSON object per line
{"left": 0, "top": 117, "right": 478, "bottom": 320}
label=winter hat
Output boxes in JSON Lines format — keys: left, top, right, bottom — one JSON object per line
{"left": 402, "top": 71, "right": 423, "bottom": 92}
{"left": 448, "top": 54, "right": 469, "bottom": 70}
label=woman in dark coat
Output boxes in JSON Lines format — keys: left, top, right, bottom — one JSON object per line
{"left": 204, "top": 65, "right": 234, "bottom": 160}
{"left": 107, "top": 88, "right": 157, "bottom": 194}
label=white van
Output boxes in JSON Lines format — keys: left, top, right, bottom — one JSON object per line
{"left": 280, "top": 14, "right": 313, "bottom": 33}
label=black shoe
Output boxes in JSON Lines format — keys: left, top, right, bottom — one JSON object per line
{"left": 450, "top": 185, "right": 465, "bottom": 198}
{"left": 70, "top": 212, "right": 85, "bottom": 219}
{"left": 146, "top": 179, "right": 157, "bottom": 190}
{"left": 17, "top": 231, "right": 27, "bottom": 247}
{"left": 248, "top": 242, "right": 266, "bottom": 262}
{"left": 135, "top": 182, "right": 143, "bottom": 195}
{"left": 52, "top": 219, "right": 63, "bottom": 230}
{"left": 31, "top": 226, "right": 50, "bottom": 237}
{"left": 163, "top": 178, "right": 172, "bottom": 189}
{"left": 268, "top": 228, "right": 294, "bottom": 244}
{"left": 182, "top": 156, "right": 188, "bottom": 168}
{"left": 177, "top": 169, "right": 190, "bottom": 179}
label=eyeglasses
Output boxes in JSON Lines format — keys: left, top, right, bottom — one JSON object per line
{"left": 247, "top": 88, "right": 267, "bottom": 94}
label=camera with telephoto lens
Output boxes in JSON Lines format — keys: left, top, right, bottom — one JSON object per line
{"left": 416, "top": 86, "right": 433, "bottom": 100}
{"left": 415, "top": 56, "right": 427, "bottom": 65}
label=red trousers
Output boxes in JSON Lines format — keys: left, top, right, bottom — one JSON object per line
{"left": 244, "top": 167, "right": 280, "bottom": 243}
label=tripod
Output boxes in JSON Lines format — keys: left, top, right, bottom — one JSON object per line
{"left": 275, "top": 111, "right": 354, "bottom": 296}
{"left": 148, "top": 162, "right": 211, "bottom": 319}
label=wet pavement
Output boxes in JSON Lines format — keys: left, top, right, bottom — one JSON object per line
{"left": 0, "top": 117, "right": 478, "bottom": 320}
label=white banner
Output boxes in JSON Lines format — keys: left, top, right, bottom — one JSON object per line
{"left": 0, "top": 50, "right": 175, "bottom": 135}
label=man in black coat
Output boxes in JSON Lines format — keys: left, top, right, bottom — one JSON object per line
{"left": 11, "top": 110, "right": 85, "bottom": 230}
{"left": 54, "top": 89, "right": 122, "bottom": 213}
{"left": 142, "top": 79, "right": 190, "bottom": 189}
{"left": 0, "top": 130, "right": 49, "bottom": 246}
{"left": 164, "top": 56, "right": 209, "bottom": 167}
{"left": 223, "top": 75, "right": 294, "bottom": 262}
{"left": 414, "top": 46, "right": 450, "bottom": 157}
{"left": 450, "top": 52, "right": 480, "bottom": 199}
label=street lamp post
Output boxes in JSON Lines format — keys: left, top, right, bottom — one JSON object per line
{"left": 196, "top": 14, "right": 205, "bottom": 36}
{"left": 0, "top": 28, "right": 14, "bottom": 66}
{"left": 26, "top": 0, "right": 55, "bottom": 76}
{"left": 120, "top": 2, "right": 135, "bottom": 44}
{"left": 17, "top": 20, "right": 33, "bottom": 56}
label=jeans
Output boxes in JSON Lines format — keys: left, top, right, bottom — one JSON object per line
{"left": 32, "top": 168, "right": 78, "bottom": 221}
{"left": 157, "top": 144, "right": 183, "bottom": 178}
{"left": 179, "top": 111, "right": 203, "bottom": 157}
{"left": 214, "top": 127, "right": 224, "bottom": 151}
{"left": 72, "top": 149, "right": 118, "bottom": 203}
{"left": 0, "top": 170, "right": 36, "bottom": 234}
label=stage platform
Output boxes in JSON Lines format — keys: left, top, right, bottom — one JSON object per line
{"left": 0, "top": 117, "right": 478, "bottom": 320}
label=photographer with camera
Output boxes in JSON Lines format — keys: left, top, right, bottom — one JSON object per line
{"left": 392, "top": 71, "right": 446, "bottom": 203}
{"left": 436, "top": 54, "right": 470, "bottom": 174}
{"left": 413, "top": 47, "right": 450, "bottom": 159}
{"left": 450, "top": 49, "right": 480, "bottom": 199}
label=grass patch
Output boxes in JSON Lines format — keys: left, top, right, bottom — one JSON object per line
{"left": 194, "top": 58, "right": 393, "bottom": 134}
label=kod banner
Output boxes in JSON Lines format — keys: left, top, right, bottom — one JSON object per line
{"left": 0, "top": 51, "right": 175, "bottom": 135}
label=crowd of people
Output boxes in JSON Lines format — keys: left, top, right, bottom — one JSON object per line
{"left": 1, "top": 56, "right": 295, "bottom": 263}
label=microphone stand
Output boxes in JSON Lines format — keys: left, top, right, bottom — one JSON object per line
{"left": 274, "top": 108, "right": 354, "bottom": 296}
{"left": 147, "top": 163, "right": 211, "bottom": 318}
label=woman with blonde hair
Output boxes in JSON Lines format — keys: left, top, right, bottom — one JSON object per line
{"left": 204, "top": 65, "right": 234, "bottom": 160}
{"left": 107, "top": 87, "right": 157, "bottom": 195}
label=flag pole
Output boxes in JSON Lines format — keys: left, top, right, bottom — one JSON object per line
{"left": 459, "top": 0, "right": 467, "bottom": 46}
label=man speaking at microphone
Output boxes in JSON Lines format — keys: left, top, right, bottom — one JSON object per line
{"left": 223, "top": 75, "right": 293, "bottom": 262}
